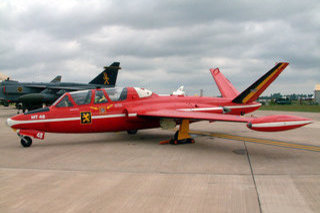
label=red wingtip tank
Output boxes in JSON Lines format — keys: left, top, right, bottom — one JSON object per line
{"left": 247, "top": 115, "right": 312, "bottom": 132}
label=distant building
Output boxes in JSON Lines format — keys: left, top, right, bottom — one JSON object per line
{"left": 0, "top": 73, "right": 8, "bottom": 81}
{"left": 315, "top": 84, "right": 320, "bottom": 104}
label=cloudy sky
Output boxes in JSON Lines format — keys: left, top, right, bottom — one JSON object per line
{"left": 0, "top": 0, "right": 319, "bottom": 96}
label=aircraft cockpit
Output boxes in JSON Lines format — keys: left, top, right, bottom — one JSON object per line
{"left": 52, "top": 87, "right": 153, "bottom": 108}
{"left": 52, "top": 87, "right": 128, "bottom": 107}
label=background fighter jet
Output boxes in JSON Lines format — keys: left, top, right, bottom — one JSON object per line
{"left": 0, "top": 62, "right": 120, "bottom": 112}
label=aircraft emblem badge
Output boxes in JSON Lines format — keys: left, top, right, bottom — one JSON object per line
{"left": 17, "top": 87, "right": 23, "bottom": 93}
{"left": 99, "top": 107, "right": 106, "bottom": 114}
{"left": 103, "top": 73, "right": 109, "bottom": 85}
{"left": 80, "top": 112, "right": 92, "bottom": 124}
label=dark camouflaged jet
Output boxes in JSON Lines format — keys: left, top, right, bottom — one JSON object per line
{"left": 0, "top": 62, "right": 120, "bottom": 112}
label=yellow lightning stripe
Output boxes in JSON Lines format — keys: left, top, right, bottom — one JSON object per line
{"left": 103, "top": 73, "right": 109, "bottom": 85}
{"left": 242, "top": 63, "right": 286, "bottom": 104}
{"left": 189, "top": 130, "right": 320, "bottom": 152}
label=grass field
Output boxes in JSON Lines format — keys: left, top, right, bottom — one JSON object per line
{"left": 259, "top": 104, "right": 320, "bottom": 112}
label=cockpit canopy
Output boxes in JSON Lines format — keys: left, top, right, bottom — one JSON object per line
{"left": 52, "top": 87, "right": 153, "bottom": 108}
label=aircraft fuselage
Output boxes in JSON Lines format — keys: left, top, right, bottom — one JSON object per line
{"left": 7, "top": 87, "right": 261, "bottom": 134}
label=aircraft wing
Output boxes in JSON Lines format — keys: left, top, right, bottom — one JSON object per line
{"left": 23, "top": 84, "right": 47, "bottom": 89}
{"left": 41, "top": 86, "right": 86, "bottom": 91}
{"left": 24, "top": 85, "right": 88, "bottom": 91}
{"left": 138, "top": 109, "right": 251, "bottom": 123}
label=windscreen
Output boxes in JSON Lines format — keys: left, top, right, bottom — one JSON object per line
{"left": 55, "top": 95, "right": 73, "bottom": 108}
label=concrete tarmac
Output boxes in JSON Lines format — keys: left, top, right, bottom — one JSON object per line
{"left": 0, "top": 106, "right": 319, "bottom": 213}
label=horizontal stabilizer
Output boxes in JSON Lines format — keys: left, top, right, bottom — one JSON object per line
{"left": 232, "top": 62, "right": 289, "bottom": 104}
{"left": 210, "top": 68, "right": 239, "bottom": 98}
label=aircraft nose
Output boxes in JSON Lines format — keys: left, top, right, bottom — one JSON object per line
{"left": 6, "top": 118, "right": 15, "bottom": 127}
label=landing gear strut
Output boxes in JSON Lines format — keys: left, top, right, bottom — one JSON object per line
{"left": 19, "top": 135, "right": 33, "bottom": 147}
{"left": 160, "top": 119, "right": 195, "bottom": 145}
{"left": 169, "top": 130, "right": 195, "bottom": 145}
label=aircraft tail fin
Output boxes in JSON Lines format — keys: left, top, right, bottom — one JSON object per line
{"left": 89, "top": 62, "right": 121, "bottom": 86}
{"left": 210, "top": 68, "right": 239, "bottom": 98}
{"left": 50, "top": 75, "right": 62, "bottom": 83}
{"left": 232, "top": 62, "right": 289, "bottom": 104}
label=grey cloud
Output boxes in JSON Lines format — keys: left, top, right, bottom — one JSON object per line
{"left": 0, "top": 0, "right": 319, "bottom": 96}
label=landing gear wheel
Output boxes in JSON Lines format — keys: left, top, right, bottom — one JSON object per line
{"left": 170, "top": 130, "right": 195, "bottom": 145}
{"left": 186, "top": 138, "right": 195, "bottom": 144}
{"left": 127, "top": 130, "right": 138, "bottom": 135}
{"left": 20, "top": 136, "right": 32, "bottom": 148}
{"left": 174, "top": 130, "right": 179, "bottom": 140}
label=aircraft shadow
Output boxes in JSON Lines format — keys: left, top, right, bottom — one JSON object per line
{"left": 29, "top": 131, "right": 296, "bottom": 160}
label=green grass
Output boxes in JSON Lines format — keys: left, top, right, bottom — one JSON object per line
{"left": 259, "top": 104, "right": 320, "bottom": 112}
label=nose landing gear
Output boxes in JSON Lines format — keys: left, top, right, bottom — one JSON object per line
{"left": 18, "top": 134, "right": 33, "bottom": 147}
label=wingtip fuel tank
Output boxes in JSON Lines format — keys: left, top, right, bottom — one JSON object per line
{"left": 247, "top": 115, "right": 312, "bottom": 132}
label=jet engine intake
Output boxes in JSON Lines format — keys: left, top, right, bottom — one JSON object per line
{"left": 160, "top": 118, "right": 176, "bottom": 130}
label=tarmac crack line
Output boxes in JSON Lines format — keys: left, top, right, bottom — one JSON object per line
{"left": 1, "top": 167, "right": 320, "bottom": 176}
{"left": 0, "top": 167, "right": 252, "bottom": 176}
{"left": 244, "top": 141, "right": 263, "bottom": 213}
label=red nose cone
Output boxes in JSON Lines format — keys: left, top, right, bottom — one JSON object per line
{"left": 7, "top": 114, "right": 26, "bottom": 129}
{"left": 247, "top": 115, "right": 312, "bottom": 132}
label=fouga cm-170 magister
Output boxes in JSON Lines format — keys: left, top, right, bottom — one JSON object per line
{"left": 7, "top": 62, "right": 312, "bottom": 147}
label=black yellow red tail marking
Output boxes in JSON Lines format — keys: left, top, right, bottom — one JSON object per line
{"left": 232, "top": 62, "right": 289, "bottom": 104}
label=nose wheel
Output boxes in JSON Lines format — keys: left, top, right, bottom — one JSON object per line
{"left": 19, "top": 135, "right": 33, "bottom": 148}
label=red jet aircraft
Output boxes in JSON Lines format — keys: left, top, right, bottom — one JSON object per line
{"left": 7, "top": 62, "right": 312, "bottom": 147}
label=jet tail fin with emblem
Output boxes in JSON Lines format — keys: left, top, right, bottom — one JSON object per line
{"left": 89, "top": 62, "right": 121, "bottom": 86}
{"left": 232, "top": 62, "right": 289, "bottom": 104}
{"left": 50, "top": 75, "right": 62, "bottom": 83}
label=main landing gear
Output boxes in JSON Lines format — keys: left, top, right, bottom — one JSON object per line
{"left": 18, "top": 135, "right": 33, "bottom": 148}
{"left": 160, "top": 119, "right": 195, "bottom": 145}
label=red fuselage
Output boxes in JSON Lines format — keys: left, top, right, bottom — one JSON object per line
{"left": 7, "top": 87, "right": 261, "bottom": 133}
